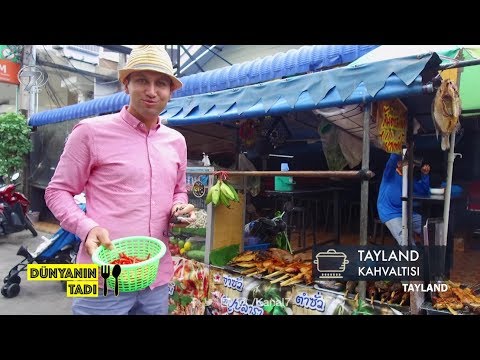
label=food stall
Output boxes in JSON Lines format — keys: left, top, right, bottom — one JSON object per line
{"left": 158, "top": 53, "right": 464, "bottom": 313}
{"left": 206, "top": 249, "right": 408, "bottom": 315}
{"left": 28, "top": 46, "right": 480, "bottom": 315}
{"left": 168, "top": 166, "right": 247, "bottom": 314}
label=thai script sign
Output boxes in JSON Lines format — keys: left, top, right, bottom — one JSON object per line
{"left": 376, "top": 99, "right": 407, "bottom": 154}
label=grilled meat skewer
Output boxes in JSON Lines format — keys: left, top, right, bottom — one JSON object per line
{"left": 399, "top": 292, "right": 410, "bottom": 306}
{"left": 367, "top": 283, "right": 377, "bottom": 305}
{"left": 345, "top": 281, "right": 357, "bottom": 298}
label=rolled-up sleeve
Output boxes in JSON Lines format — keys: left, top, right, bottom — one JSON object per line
{"left": 45, "top": 123, "right": 99, "bottom": 241}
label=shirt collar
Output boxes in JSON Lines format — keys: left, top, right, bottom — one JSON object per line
{"left": 120, "top": 106, "right": 161, "bottom": 132}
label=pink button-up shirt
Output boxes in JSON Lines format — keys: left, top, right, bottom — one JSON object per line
{"left": 45, "top": 106, "right": 188, "bottom": 288}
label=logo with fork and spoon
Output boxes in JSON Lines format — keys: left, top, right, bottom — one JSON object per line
{"left": 100, "top": 264, "right": 122, "bottom": 296}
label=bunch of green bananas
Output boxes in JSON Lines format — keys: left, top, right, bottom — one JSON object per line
{"left": 205, "top": 179, "right": 239, "bottom": 207}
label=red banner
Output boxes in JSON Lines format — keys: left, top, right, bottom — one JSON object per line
{"left": 0, "top": 59, "right": 20, "bottom": 85}
{"left": 376, "top": 99, "right": 407, "bottom": 154}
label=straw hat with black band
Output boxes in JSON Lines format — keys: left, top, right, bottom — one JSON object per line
{"left": 118, "top": 45, "right": 183, "bottom": 92}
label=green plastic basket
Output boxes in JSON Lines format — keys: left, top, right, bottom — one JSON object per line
{"left": 92, "top": 236, "right": 166, "bottom": 293}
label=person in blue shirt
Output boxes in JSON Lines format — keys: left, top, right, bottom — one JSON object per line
{"left": 377, "top": 153, "right": 430, "bottom": 246}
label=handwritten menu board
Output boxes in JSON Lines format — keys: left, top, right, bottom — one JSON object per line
{"left": 375, "top": 99, "right": 407, "bottom": 154}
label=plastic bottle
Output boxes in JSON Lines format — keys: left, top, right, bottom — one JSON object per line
{"left": 275, "top": 163, "right": 295, "bottom": 191}
{"left": 201, "top": 152, "right": 211, "bottom": 166}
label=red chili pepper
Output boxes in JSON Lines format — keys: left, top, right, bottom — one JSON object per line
{"left": 109, "top": 252, "right": 152, "bottom": 265}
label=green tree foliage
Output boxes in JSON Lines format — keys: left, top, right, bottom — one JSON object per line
{"left": 0, "top": 112, "right": 32, "bottom": 177}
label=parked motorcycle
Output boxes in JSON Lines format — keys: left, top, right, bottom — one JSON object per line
{"left": 0, "top": 173, "right": 37, "bottom": 237}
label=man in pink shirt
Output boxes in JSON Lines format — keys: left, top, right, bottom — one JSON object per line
{"left": 45, "top": 45, "right": 196, "bottom": 315}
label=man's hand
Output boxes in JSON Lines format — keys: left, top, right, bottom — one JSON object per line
{"left": 84, "top": 226, "right": 113, "bottom": 256}
{"left": 170, "top": 203, "right": 196, "bottom": 228}
{"left": 421, "top": 164, "right": 431, "bottom": 175}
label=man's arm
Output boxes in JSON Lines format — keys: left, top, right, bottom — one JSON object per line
{"left": 413, "top": 164, "right": 431, "bottom": 196}
{"left": 382, "top": 153, "right": 402, "bottom": 182}
{"left": 44, "top": 123, "right": 99, "bottom": 241}
{"left": 413, "top": 174, "right": 430, "bottom": 195}
{"left": 171, "top": 138, "right": 188, "bottom": 207}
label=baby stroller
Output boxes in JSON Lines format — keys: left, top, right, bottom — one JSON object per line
{"left": 2, "top": 203, "right": 85, "bottom": 298}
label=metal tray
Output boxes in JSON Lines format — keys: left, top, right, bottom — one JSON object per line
{"left": 312, "top": 284, "right": 410, "bottom": 314}
{"left": 421, "top": 283, "right": 480, "bottom": 315}
{"left": 313, "top": 280, "right": 345, "bottom": 292}
{"left": 420, "top": 301, "right": 465, "bottom": 315}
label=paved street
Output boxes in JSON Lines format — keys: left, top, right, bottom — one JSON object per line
{"left": 0, "top": 229, "right": 72, "bottom": 315}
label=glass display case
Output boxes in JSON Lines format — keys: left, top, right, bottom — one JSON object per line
{"left": 169, "top": 166, "right": 214, "bottom": 264}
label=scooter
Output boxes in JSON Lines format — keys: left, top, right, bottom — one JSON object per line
{"left": 0, "top": 173, "right": 37, "bottom": 237}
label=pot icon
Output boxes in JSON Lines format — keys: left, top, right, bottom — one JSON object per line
{"left": 313, "top": 249, "right": 349, "bottom": 279}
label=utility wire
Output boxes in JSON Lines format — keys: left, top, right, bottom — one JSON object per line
{"left": 31, "top": 62, "right": 65, "bottom": 108}
{"left": 43, "top": 85, "right": 57, "bottom": 108}
{"left": 42, "top": 46, "right": 82, "bottom": 95}
{"left": 63, "top": 55, "right": 120, "bottom": 85}
{"left": 44, "top": 80, "right": 65, "bottom": 107}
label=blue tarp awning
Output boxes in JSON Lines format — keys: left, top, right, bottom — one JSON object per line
{"left": 29, "top": 45, "right": 378, "bottom": 127}
{"left": 30, "top": 92, "right": 129, "bottom": 126}
{"left": 162, "top": 52, "right": 441, "bottom": 126}
{"left": 29, "top": 49, "right": 442, "bottom": 128}
{"left": 174, "top": 45, "right": 378, "bottom": 97}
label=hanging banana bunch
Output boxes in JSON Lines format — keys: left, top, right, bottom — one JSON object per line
{"left": 205, "top": 171, "right": 240, "bottom": 207}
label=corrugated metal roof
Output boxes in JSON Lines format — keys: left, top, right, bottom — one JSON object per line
{"left": 160, "top": 52, "right": 440, "bottom": 126}
{"left": 173, "top": 45, "right": 379, "bottom": 97}
{"left": 32, "top": 92, "right": 129, "bottom": 125}
{"left": 29, "top": 45, "right": 378, "bottom": 126}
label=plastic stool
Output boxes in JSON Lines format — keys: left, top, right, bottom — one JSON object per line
{"left": 284, "top": 201, "right": 306, "bottom": 248}
{"left": 347, "top": 201, "right": 361, "bottom": 233}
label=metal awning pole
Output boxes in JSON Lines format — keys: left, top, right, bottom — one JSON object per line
{"left": 186, "top": 170, "right": 375, "bottom": 178}
{"left": 439, "top": 58, "right": 480, "bottom": 71}
{"left": 443, "top": 130, "right": 461, "bottom": 246}
{"left": 401, "top": 116, "right": 415, "bottom": 247}
{"left": 359, "top": 104, "right": 371, "bottom": 247}
{"left": 402, "top": 146, "right": 408, "bottom": 246}
{"left": 407, "top": 116, "right": 415, "bottom": 245}
{"left": 358, "top": 103, "right": 371, "bottom": 301}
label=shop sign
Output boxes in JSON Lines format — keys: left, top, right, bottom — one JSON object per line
{"left": 291, "top": 285, "right": 351, "bottom": 314}
{"left": 291, "top": 285, "right": 403, "bottom": 315}
{"left": 207, "top": 267, "right": 294, "bottom": 315}
{"left": 192, "top": 180, "right": 206, "bottom": 198}
{"left": 207, "top": 266, "right": 406, "bottom": 315}
{"left": 375, "top": 98, "right": 407, "bottom": 154}
{"left": 0, "top": 45, "right": 23, "bottom": 85}
{"left": 18, "top": 65, "right": 48, "bottom": 92}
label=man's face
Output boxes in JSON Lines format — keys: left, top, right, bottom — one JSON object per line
{"left": 124, "top": 70, "right": 172, "bottom": 122}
